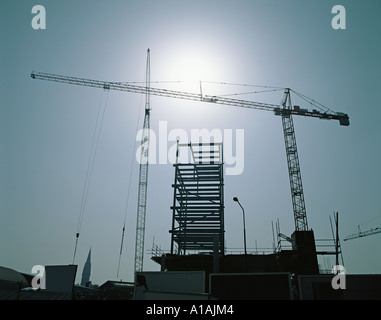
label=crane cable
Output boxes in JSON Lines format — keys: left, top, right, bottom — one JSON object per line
{"left": 72, "top": 89, "right": 110, "bottom": 264}
{"left": 215, "top": 88, "right": 284, "bottom": 97}
{"left": 116, "top": 90, "right": 145, "bottom": 279}
{"left": 290, "top": 89, "right": 335, "bottom": 114}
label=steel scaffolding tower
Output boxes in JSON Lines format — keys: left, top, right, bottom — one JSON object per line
{"left": 170, "top": 142, "right": 225, "bottom": 255}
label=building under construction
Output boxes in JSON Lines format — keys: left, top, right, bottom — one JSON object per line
{"left": 154, "top": 142, "right": 320, "bottom": 275}
{"left": 143, "top": 143, "right": 314, "bottom": 297}
{"left": 169, "top": 142, "right": 225, "bottom": 257}
{"left": 135, "top": 142, "right": 381, "bottom": 300}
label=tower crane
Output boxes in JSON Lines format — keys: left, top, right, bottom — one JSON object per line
{"left": 30, "top": 57, "right": 350, "bottom": 273}
{"left": 344, "top": 225, "right": 381, "bottom": 241}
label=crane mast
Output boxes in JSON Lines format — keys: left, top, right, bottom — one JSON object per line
{"left": 134, "top": 49, "right": 151, "bottom": 275}
{"left": 31, "top": 64, "right": 350, "bottom": 269}
{"left": 282, "top": 89, "right": 308, "bottom": 231}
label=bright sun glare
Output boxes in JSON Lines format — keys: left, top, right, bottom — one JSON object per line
{"left": 169, "top": 53, "right": 212, "bottom": 82}
{"left": 152, "top": 42, "right": 236, "bottom": 126}
{"left": 164, "top": 47, "right": 222, "bottom": 94}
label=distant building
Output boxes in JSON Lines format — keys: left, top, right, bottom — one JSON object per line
{"left": 80, "top": 248, "right": 91, "bottom": 287}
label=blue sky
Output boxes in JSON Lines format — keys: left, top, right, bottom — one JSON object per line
{"left": 1, "top": 0, "right": 380, "bottom": 284}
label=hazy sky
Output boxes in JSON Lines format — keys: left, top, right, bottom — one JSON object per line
{"left": 1, "top": 0, "right": 380, "bottom": 285}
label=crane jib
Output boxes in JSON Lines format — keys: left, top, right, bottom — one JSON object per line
{"left": 30, "top": 72, "right": 349, "bottom": 126}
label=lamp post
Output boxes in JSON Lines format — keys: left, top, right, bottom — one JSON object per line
{"left": 233, "top": 197, "right": 247, "bottom": 255}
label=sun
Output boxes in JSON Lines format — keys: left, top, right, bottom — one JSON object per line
{"left": 150, "top": 40, "right": 237, "bottom": 127}
{"left": 168, "top": 52, "right": 213, "bottom": 82}
{"left": 159, "top": 41, "right": 225, "bottom": 94}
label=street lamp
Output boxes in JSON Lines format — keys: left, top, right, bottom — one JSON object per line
{"left": 233, "top": 197, "right": 247, "bottom": 255}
